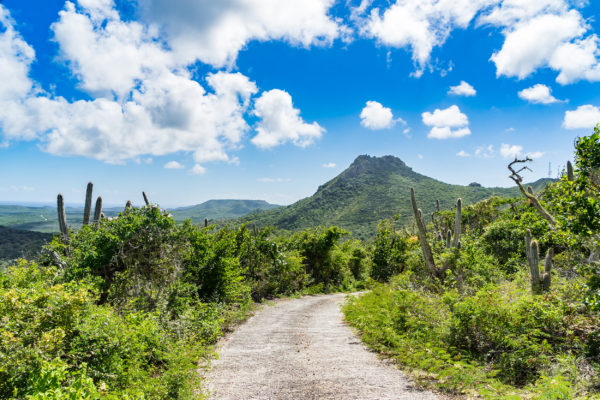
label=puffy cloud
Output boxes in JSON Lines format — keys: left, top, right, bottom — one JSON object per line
{"left": 134, "top": 0, "right": 343, "bottom": 68}
{"left": 518, "top": 84, "right": 560, "bottom": 104}
{"left": 164, "top": 161, "right": 184, "bottom": 169}
{"left": 352, "top": 0, "right": 598, "bottom": 82}
{"left": 500, "top": 143, "right": 523, "bottom": 158}
{"left": 479, "top": 0, "right": 568, "bottom": 27}
{"left": 189, "top": 164, "right": 206, "bottom": 175}
{"left": 251, "top": 89, "right": 324, "bottom": 149}
{"left": 448, "top": 81, "right": 476, "bottom": 96}
{"left": 322, "top": 162, "right": 336, "bottom": 168}
{"left": 359, "top": 101, "right": 403, "bottom": 130}
{"left": 475, "top": 145, "right": 494, "bottom": 158}
{"left": 422, "top": 105, "right": 471, "bottom": 139}
{"left": 563, "top": 105, "right": 600, "bottom": 129}
{"left": 356, "top": 0, "right": 496, "bottom": 75}
{"left": 482, "top": 2, "right": 600, "bottom": 84}
{"left": 52, "top": 1, "right": 172, "bottom": 98}
{"left": 0, "top": 2, "right": 284, "bottom": 166}
{"left": 456, "top": 150, "right": 470, "bottom": 157}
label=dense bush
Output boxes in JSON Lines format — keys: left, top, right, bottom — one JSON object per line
{"left": 344, "top": 129, "right": 600, "bottom": 398}
{"left": 2, "top": 203, "right": 370, "bottom": 398}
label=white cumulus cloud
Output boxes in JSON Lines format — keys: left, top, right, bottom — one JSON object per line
{"left": 563, "top": 105, "right": 600, "bottom": 129}
{"left": 456, "top": 150, "right": 470, "bottom": 157}
{"left": 251, "top": 89, "right": 324, "bottom": 149}
{"left": 189, "top": 164, "right": 206, "bottom": 175}
{"left": 134, "top": 0, "right": 343, "bottom": 68}
{"left": 0, "top": 2, "right": 328, "bottom": 166}
{"left": 448, "top": 81, "right": 476, "bottom": 96}
{"left": 475, "top": 145, "right": 495, "bottom": 158}
{"left": 360, "top": 101, "right": 403, "bottom": 130}
{"left": 482, "top": 2, "right": 600, "bottom": 84}
{"left": 164, "top": 161, "right": 184, "bottom": 169}
{"left": 422, "top": 105, "right": 470, "bottom": 139}
{"left": 518, "top": 84, "right": 560, "bottom": 104}
{"left": 322, "top": 162, "right": 336, "bottom": 168}
{"left": 500, "top": 143, "right": 523, "bottom": 158}
{"left": 356, "top": 0, "right": 495, "bottom": 76}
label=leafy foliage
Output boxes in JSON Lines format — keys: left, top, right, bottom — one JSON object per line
{"left": 344, "top": 129, "right": 600, "bottom": 398}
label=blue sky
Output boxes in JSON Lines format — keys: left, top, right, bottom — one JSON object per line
{"left": 1, "top": 0, "right": 600, "bottom": 207}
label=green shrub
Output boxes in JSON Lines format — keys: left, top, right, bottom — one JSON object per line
{"left": 371, "top": 220, "right": 410, "bottom": 281}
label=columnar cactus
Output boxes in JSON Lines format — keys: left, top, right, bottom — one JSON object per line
{"left": 446, "top": 230, "right": 452, "bottom": 249}
{"left": 451, "top": 198, "right": 462, "bottom": 248}
{"left": 142, "top": 191, "right": 150, "bottom": 206}
{"left": 410, "top": 188, "right": 436, "bottom": 275}
{"left": 204, "top": 218, "right": 208, "bottom": 228}
{"left": 124, "top": 200, "right": 132, "bottom": 212}
{"left": 93, "top": 196, "right": 102, "bottom": 223}
{"left": 83, "top": 182, "right": 93, "bottom": 225}
{"left": 566, "top": 160, "right": 574, "bottom": 181}
{"left": 528, "top": 239, "right": 553, "bottom": 294}
{"left": 57, "top": 194, "right": 68, "bottom": 237}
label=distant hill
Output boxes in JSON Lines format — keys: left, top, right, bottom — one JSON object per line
{"left": 240, "top": 155, "right": 555, "bottom": 238}
{"left": 171, "top": 200, "right": 280, "bottom": 223}
{"left": 0, "top": 205, "right": 122, "bottom": 233}
{"left": 0, "top": 226, "right": 53, "bottom": 260}
{"left": 0, "top": 200, "right": 280, "bottom": 233}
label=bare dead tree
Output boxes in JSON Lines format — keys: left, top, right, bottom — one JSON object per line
{"left": 508, "top": 157, "right": 557, "bottom": 227}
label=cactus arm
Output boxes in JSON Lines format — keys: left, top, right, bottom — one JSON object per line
{"left": 543, "top": 247, "right": 553, "bottom": 291}
{"left": 93, "top": 196, "right": 103, "bottom": 223}
{"left": 410, "top": 188, "right": 436, "bottom": 274}
{"left": 525, "top": 229, "right": 532, "bottom": 266}
{"left": 567, "top": 161, "right": 574, "bottom": 181}
{"left": 451, "top": 198, "right": 462, "bottom": 248}
{"left": 83, "top": 182, "right": 93, "bottom": 225}
{"left": 57, "top": 194, "right": 68, "bottom": 237}
{"left": 142, "top": 191, "right": 150, "bottom": 206}
{"left": 529, "top": 240, "right": 542, "bottom": 294}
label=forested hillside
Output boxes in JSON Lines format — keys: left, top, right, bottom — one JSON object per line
{"left": 241, "top": 154, "right": 553, "bottom": 237}
{"left": 0, "top": 226, "right": 52, "bottom": 260}
{"left": 171, "top": 199, "right": 280, "bottom": 223}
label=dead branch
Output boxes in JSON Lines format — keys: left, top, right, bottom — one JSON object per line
{"left": 508, "top": 158, "right": 557, "bottom": 227}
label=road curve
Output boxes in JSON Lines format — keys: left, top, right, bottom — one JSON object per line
{"left": 205, "top": 293, "right": 439, "bottom": 400}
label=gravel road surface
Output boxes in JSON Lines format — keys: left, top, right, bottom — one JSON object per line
{"left": 205, "top": 293, "right": 439, "bottom": 400}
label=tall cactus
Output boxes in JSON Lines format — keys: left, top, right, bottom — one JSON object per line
{"left": 528, "top": 239, "right": 553, "bottom": 294}
{"left": 410, "top": 188, "right": 436, "bottom": 275}
{"left": 124, "top": 200, "right": 132, "bottom": 212}
{"left": 93, "top": 196, "right": 103, "bottom": 223}
{"left": 57, "top": 194, "right": 68, "bottom": 237}
{"left": 451, "top": 198, "right": 462, "bottom": 248}
{"left": 204, "top": 218, "right": 208, "bottom": 228}
{"left": 142, "top": 191, "right": 150, "bottom": 206}
{"left": 83, "top": 182, "right": 93, "bottom": 225}
{"left": 566, "top": 160, "right": 574, "bottom": 181}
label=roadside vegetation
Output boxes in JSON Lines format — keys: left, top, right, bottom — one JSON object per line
{"left": 343, "top": 127, "right": 600, "bottom": 399}
{"left": 1, "top": 128, "right": 598, "bottom": 399}
{"left": 0, "top": 210, "right": 368, "bottom": 399}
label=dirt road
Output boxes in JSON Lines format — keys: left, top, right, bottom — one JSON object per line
{"left": 205, "top": 293, "right": 439, "bottom": 400}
